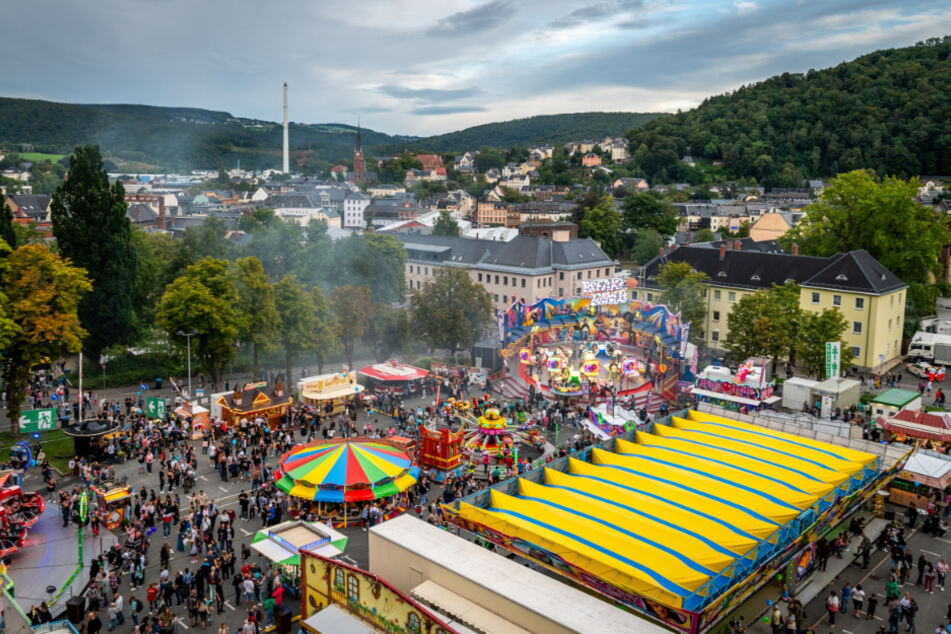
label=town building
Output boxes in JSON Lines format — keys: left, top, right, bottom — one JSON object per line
{"left": 400, "top": 233, "right": 617, "bottom": 308}
{"left": 637, "top": 242, "right": 908, "bottom": 373}
{"left": 342, "top": 191, "right": 370, "bottom": 228}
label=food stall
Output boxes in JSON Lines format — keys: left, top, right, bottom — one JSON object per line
{"left": 297, "top": 371, "right": 364, "bottom": 415}
{"left": 90, "top": 479, "right": 134, "bottom": 529}
{"left": 216, "top": 378, "right": 293, "bottom": 430}
{"left": 880, "top": 408, "right": 951, "bottom": 449}
{"left": 358, "top": 360, "right": 429, "bottom": 395}
{"left": 174, "top": 400, "right": 211, "bottom": 439}
{"left": 251, "top": 520, "right": 348, "bottom": 597}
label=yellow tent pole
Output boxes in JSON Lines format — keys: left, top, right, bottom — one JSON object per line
{"left": 344, "top": 501, "right": 347, "bottom": 528}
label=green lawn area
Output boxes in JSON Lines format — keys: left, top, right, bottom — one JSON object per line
{"left": 0, "top": 429, "right": 74, "bottom": 474}
{"left": 18, "top": 152, "right": 66, "bottom": 163}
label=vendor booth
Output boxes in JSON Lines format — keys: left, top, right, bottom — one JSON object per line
{"left": 216, "top": 378, "right": 293, "bottom": 429}
{"left": 174, "top": 400, "right": 210, "bottom": 439}
{"left": 890, "top": 449, "right": 951, "bottom": 507}
{"left": 358, "top": 360, "right": 429, "bottom": 395}
{"left": 881, "top": 408, "right": 951, "bottom": 448}
{"left": 690, "top": 359, "right": 780, "bottom": 413}
{"left": 91, "top": 480, "right": 134, "bottom": 529}
{"left": 297, "top": 371, "right": 364, "bottom": 415}
{"left": 251, "top": 519, "right": 348, "bottom": 597}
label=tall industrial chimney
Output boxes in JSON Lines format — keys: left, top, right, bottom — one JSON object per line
{"left": 282, "top": 82, "right": 289, "bottom": 174}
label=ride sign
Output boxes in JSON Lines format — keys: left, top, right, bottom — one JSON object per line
{"left": 581, "top": 278, "right": 628, "bottom": 306}
{"left": 146, "top": 396, "right": 166, "bottom": 419}
{"left": 18, "top": 408, "right": 56, "bottom": 433}
{"left": 825, "top": 342, "right": 841, "bottom": 379}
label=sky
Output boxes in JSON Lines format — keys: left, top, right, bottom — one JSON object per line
{"left": 2, "top": 0, "right": 950, "bottom": 136}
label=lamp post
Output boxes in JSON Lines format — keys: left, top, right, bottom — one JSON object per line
{"left": 178, "top": 330, "right": 197, "bottom": 399}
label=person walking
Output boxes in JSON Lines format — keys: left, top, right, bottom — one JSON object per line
{"left": 852, "top": 584, "right": 866, "bottom": 617}
{"left": 866, "top": 592, "right": 879, "bottom": 620}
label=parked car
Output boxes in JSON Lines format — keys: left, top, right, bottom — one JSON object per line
{"left": 906, "top": 361, "right": 937, "bottom": 379}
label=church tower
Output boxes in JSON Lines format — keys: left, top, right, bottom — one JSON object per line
{"left": 352, "top": 122, "right": 365, "bottom": 183}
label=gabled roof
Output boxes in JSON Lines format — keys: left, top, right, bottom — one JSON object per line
{"left": 6, "top": 194, "right": 51, "bottom": 218}
{"left": 640, "top": 244, "right": 906, "bottom": 295}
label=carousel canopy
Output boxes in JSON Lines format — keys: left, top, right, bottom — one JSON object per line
{"left": 359, "top": 360, "right": 429, "bottom": 382}
{"left": 275, "top": 440, "right": 420, "bottom": 503}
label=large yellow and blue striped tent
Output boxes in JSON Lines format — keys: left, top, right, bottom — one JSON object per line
{"left": 457, "top": 410, "right": 876, "bottom": 611}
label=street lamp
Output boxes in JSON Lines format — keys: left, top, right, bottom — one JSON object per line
{"left": 177, "top": 330, "right": 197, "bottom": 399}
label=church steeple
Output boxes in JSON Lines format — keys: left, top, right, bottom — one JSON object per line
{"left": 352, "top": 118, "right": 365, "bottom": 184}
{"left": 356, "top": 118, "right": 362, "bottom": 153}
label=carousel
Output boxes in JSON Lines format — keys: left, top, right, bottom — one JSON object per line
{"left": 0, "top": 470, "right": 44, "bottom": 557}
{"left": 273, "top": 438, "right": 420, "bottom": 527}
{"left": 61, "top": 417, "right": 121, "bottom": 458}
{"left": 452, "top": 403, "right": 544, "bottom": 453}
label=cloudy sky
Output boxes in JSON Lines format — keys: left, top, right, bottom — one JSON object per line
{"left": 2, "top": 0, "right": 949, "bottom": 136}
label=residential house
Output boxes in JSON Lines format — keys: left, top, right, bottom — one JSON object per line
{"left": 366, "top": 197, "right": 418, "bottom": 228}
{"left": 416, "top": 154, "right": 444, "bottom": 172}
{"left": 501, "top": 172, "right": 530, "bottom": 190}
{"left": 612, "top": 177, "right": 649, "bottom": 194}
{"left": 453, "top": 152, "right": 476, "bottom": 173}
{"left": 483, "top": 168, "right": 501, "bottom": 184}
{"left": 266, "top": 193, "right": 342, "bottom": 228}
{"left": 126, "top": 203, "right": 161, "bottom": 228}
{"left": 501, "top": 163, "right": 521, "bottom": 179}
{"left": 637, "top": 242, "right": 908, "bottom": 372}
{"left": 601, "top": 137, "right": 630, "bottom": 162}
{"left": 749, "top": 211, "right": 804, "bottom": 242}
{"left": 342, "top": 191, "right": 371, "bottom": 229}
{"left": 582, "top": 153, "right": 602, "bottom": 167}
{"left": 475, "top": 201, "right": 511, "bottom": 226}
{"left": 5, "top": 194, "right": 51, "bottom": 231}
{"left": 366, "top": 184, "right": 406, "bottom": 197}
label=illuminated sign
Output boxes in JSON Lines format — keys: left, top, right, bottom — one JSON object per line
{"left": 242, "top": 380, "right": 269, "bottom": 392}
{"left": 581, "top": 278, "right": 628, "bottom": 306}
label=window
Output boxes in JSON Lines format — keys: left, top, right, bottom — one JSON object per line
{"left": 334, "top": 568, "right": 345, "bottom": 590}
{"left": 577, "top": 272, "right": 582, "bottom": 279}
{"left": 587, "top": 270, "right": 592, "bottom": 279}
{"left": 503, "top": 276, "right": 508, "bottom": 286}
{"left": 852, "top": 346, "right": 861, "bottom": 358}
{"left": 409, "top": 265, "right": 413, "bottom": 273}
{"left": 632, "top": 291, "right": 638, "bottom": 299}
{"left": 493, "top": 294, "right": 498, "bottom": 301}
{"left": 494, "top": 275, "right": 499, "bottom": 284}
{"left": 712, "top": 330, "right": 719, "bottom": 342}
{"left": 890, "top": 295, "right": 894, "bottom": 306}
{"left": 811, "top": 292, "right": 820, "bottom": 304}
{"left": 833, "top": 295, "right": 841, "bottom": 307}
{"left": 647, "top": 293, "right": 654, "bottom": 302}
{"left": 503, "top": 295, "right": 508, "bottom": 303}
{"left": 854, "top": 297, "right": 864, "bottom": 310}
{"left": 852, "top": 321, "right": 862, "bottom": 334}
{"left": 347, "top": 574, "right": 360, "bottom": 603}
{"left": 728, "top": 292, "right": 736, "bottom": 303}
{"left": 559, "top": 272, "right": 564, "bottom": 280}
{"left": 714, "top": 290, "right": 721, "bottom": 301}
{"left": 559, "top": 288, "right": 564, "bottom": 297}
{"left": 888, "top": 318, "right": 892, "bottom": 331}
{"left": 408, "top": 613, "right": 422, "bottom": 633}
{"left": 713, "top": 311, "right": 720, "bottom": 322}
{"left": 521, "top": 278, "right": 526, "bottom": 288}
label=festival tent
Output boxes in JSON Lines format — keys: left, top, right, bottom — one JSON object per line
{"left": 456, "top": 413, "right": 877, "bottom": 611}
{"left": 274, "top": 440, "right": 420, "bottom": 503}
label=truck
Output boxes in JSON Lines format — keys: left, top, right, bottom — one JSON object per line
{"left": 906, "top": 331, "right": 951, "bottom": 365}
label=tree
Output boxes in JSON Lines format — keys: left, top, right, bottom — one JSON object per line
{"left": 432, "top": 210, "right": 460, "bottom": 237}
{"left": 157, "top": 258, "right": 240, "bottom": 391}
{"left": 781, "top": 170, "right": 946, "bottom": 285}
{"left": 632, "top": 229, "right": 665, "bottom": 265}
{"left": 366, "top": 303, "right": 411, "bottom": 361}
{"left": 621, "top": 193, "right": 679, "bottom": 238}
{"left": 796, "top": 309, "right": 856, "bottom": 378}
{"left": 0, "top": 202, "right": 16, "bottom": 252}
{"left": 333, "top": 234, "right": 407, "bottom": 304}
{"left": 273, "top": 276, "right": 337, "bottom": 382}
{"left": 578, "top": 196, "right": 626, "bottom": 257}
{"left": 2, "top": 244, "right": 90, "bottom": 437}
{"left": 233, "top": 256, "right": 279, "bottom": 376}
{"left": 412, "top": 268, "right": 492, "bottom": 355}
{"left": 332, "top": 285, "right": 373, "bottom": 370}
{"left": 692, "top": 228, "right": 716, "bottom": 242}
{"left": 657, "top": 262, "right": 709, "bottom": 343}
{"left": 129, "top": 229, "right": 177, "bottom": 336}
{"left": 723, "top": 283, "right": 802, "bottom": 366}
{"left": 51, "top": 144, "right": 138, "bottom": 356}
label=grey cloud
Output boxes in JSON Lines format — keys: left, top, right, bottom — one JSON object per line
{"left": 411, "top": 105, "right": 488, "bottom": 115}
{"left": 375, "top": 85, "right": 479, "bottom": 102}
{"left": 548, "top": 0, "right": 645, "bottom": 30}
{"left": 428, "top": 0, "right": 512, "bottom": 36}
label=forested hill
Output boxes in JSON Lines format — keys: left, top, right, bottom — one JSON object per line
{"left": 627, "top": 36, "right": 951, "bottom": 185}
{"left": 393, "top": 112, "right": 661, "bottom": 153}
{"left": 0, "top": 97, "right": 405, "bottom": 171}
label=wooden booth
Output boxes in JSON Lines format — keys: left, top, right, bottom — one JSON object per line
{"left": 298, "top": 371, "right": 364, "bottom": 416}
{"left": 217, "top": 378, "right": 293, "bottom": 429}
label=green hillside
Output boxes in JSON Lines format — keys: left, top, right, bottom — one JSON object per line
{"left": 0, "top": 97, "right": 405, "bottom": 172}
{"left": 626, "top": 36, "right": 951, "bottom": 185}
{"left": 391, "top": 112, "right": 661, "bottom": 153}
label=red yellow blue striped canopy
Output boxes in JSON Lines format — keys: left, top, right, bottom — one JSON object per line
{"left": 274, "top": 440, "right": 420, "bottom": 502}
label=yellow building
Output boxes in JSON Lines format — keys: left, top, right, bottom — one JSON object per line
{"left": 637, "top": 241, "right": 907, "bottom": 373}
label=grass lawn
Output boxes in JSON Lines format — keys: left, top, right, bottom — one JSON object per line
{"left": 17, "top": 152, "right": 66, "bottom": 163}
{"left": 0, "top": 429, "right": 75, "bottom": 474}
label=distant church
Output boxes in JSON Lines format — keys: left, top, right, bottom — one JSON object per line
{"left": 351, "top": 124, "right": 365, "bottom": 184}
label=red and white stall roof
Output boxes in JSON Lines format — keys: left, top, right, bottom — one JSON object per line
{"left": 359, "top": 360, "right": 429, "bottom": 382}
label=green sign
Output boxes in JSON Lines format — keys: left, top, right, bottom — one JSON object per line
{"left": 18, "top": 408, "right": 56, "bottom": 433}
{"left": 146, "top": 396, "right": 166, "bottom": 419}
{"left": 825, "top": 341, "right": 841, "bottom": 379}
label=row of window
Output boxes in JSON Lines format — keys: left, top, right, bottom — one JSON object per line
{"left": 331, "top": 567, "right": 427, "bottom": 633}
{"left": 810, "top": 292, "right": 865, "bottom": 310}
